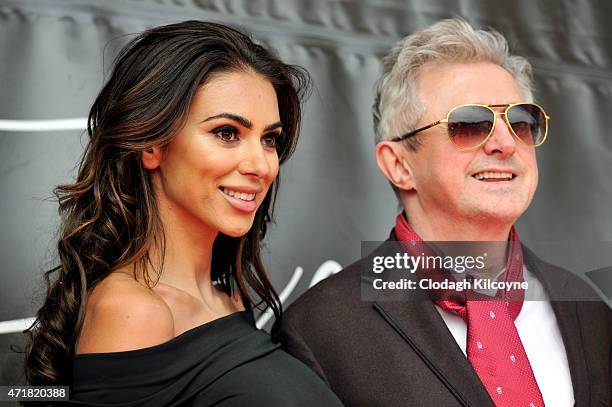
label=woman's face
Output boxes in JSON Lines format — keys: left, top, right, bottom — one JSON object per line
{"left": 146, "top": 70, "right": 282, "bottom": 238}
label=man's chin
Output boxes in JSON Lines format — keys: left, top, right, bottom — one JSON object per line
{"left": 469, "top": 205, "right": 527, "bottom": 226}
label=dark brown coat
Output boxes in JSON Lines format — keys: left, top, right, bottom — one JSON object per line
{"left": 281, "top": 233, "right": 612, "bottom": 407}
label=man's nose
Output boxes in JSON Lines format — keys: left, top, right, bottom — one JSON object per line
{"left": 481, "top": 113, "right": 517, "bottom": 158}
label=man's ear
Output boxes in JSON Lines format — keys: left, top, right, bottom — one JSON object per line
{"left": 141, "top": 146, "right": 162, "bottom": 170}
{"left": 375, "top": 141, "right": 416, "bottom": 191}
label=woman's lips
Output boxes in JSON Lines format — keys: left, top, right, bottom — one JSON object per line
{"left": 219, "top": 187, "right": 258, "bottom": 213}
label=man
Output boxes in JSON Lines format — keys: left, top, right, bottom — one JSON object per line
{"left": 280, "top": 19, "right": 611, "bottom": 407}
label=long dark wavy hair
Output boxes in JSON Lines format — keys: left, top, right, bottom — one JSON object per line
{"left": 23, "top": 20, "right": 310, "bottom": 387}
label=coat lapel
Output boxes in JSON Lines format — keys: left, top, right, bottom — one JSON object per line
{"left": 363, "top": 234, "right": 494, "bottom": 407}
{"left": 372, "top": 299, "right": 494, "bottom": 407}
{"left": 522, "top": 247, "right": 589, "bottom": 407}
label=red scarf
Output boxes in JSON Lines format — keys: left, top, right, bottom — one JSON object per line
{"left": 394, "top": 213, "right": 545, "bottom": 407}
{"left": 394, "top": 212, "right": 525, "bottom": 320}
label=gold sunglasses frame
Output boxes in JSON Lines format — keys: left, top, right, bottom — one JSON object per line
{"left": 390, "top": 103, "right": 550, "bottom": 150}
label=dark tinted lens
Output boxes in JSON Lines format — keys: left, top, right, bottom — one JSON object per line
{"left": 447, "top": 105, "right": 494, "bottom": 148}
{"left": 507, "top": 104, "right": 546, "bottom": 145}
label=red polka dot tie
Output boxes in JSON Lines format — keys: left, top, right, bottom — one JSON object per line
{"left": 457, "top": 299, "right": 545, "bottom": 406}
{"left": 394, "top": 213, "right": 545, "bottom": 407}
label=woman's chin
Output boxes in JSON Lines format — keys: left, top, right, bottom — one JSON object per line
{"left": 221, "top": 222, "right": 254, "bottom": 238}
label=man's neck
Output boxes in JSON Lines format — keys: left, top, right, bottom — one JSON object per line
{"left": 406, "top": 213, "right": 512, "bottom": 241}
{"left": 398, "top": 203, "right": 516, "bottom": 280}
{"left": 400, "top": 197, "right": 515, "bottom": 241}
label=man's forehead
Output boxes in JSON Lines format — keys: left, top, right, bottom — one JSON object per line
{"left": 416, "top": 62, "right": 525, "bottom": 112}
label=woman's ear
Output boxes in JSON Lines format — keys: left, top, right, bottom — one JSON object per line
{"left": 141, "top": 146, "right": 162, "bottom": 170}
{"left": 375, "top": 141, "right": 416, "bottom": 191}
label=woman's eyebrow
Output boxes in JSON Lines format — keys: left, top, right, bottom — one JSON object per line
{"left": 202, "top": 113, "right": 252, "bottom": 128}
{"left": 202, "top": 113, "right": 282, "bottom": 132}
{"left": 264, "top": 121, "right": 282, "bottom": 131}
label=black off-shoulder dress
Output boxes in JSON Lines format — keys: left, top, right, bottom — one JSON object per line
{"left": 71, "top": 311, "right": 343, "bottom": 406}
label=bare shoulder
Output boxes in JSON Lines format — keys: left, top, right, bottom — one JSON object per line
{"left": 76, "top": 272, "right": 175, "bottom": 354}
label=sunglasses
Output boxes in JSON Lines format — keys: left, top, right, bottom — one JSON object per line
{"left": 390, "top": 103, "right": 550, "bottom": 150}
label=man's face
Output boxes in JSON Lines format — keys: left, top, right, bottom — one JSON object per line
{"left": 404, "top": 62, "right": 539, "bottom": 226}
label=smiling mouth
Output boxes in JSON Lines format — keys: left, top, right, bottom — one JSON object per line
{"left": 220, "top": 187, "right": 256, "bottom": 201}
{"left": 472, "top": 171, "right": 516, "bottom": 182}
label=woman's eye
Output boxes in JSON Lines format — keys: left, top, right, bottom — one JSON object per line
{"left": 262, "top": 133, "right": 280, "bottom": 149}
{"left": 212, "top": 126, "right": 239, "bottom": 142}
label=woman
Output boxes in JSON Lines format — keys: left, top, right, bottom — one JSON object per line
{"left": 24, "top": 21, "right": 342, "bottom": 406}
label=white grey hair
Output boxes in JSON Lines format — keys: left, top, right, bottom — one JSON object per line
{"left": 372, "top": 18, "right": 534, "bottom": 149}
